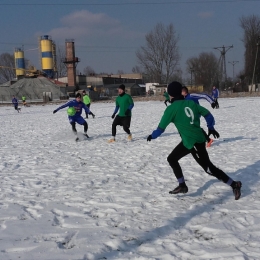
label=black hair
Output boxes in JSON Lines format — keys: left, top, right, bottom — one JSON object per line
{"left": 182, "top": 86, "right": 189, "bottom": 93}
{"left": 118, "top": 84, "right": 125, "bottom": 91}
{"left": 75, "top": 93, "right": 82, "bottom": 98}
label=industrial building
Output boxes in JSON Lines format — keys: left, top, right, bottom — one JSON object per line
{"left": 0, "top": 36, "right": 146, "bottom": 103}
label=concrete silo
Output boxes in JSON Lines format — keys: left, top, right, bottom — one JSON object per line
{"left": 14, "top": 48, "right": 25, "bottom": 78}
{"left": 39, "top": 35, "right": 55, "bottom": 78}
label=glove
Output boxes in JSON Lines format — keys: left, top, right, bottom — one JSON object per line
{"left": 147, "top": 135, "right": 152, "bottom": 142}
{"left": 211, "top": 102, "right": 216, "bottom": 109}
{"left": 125, "top": 109, "right": 131, "bottom": 116}
{"left": 53, "top": 110, "right": 57, "bottom": 114}
{"left": 208, "top": 129, "right": 220, "bottom": 139}
{"left": 111, "top": 113, "right": 116, "bottom": 119}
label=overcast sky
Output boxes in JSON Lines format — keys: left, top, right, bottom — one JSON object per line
{"left": 0, "top": 0, "right": 259, "bottom": 80}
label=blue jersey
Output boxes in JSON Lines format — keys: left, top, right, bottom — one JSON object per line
{"left": 55, "top": 99, "right": 90, "bottom": 116}
{"left": 185, "top": 93, "right": 214, "bottom": 105}
{"left": 212, "top": 89, "right": 219, "bottom": 98}
{"left": 12, "top": 98, "right": 18, "bottom": 106}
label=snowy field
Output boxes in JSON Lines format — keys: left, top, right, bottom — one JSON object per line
{"left": 1, "top": 97, "right": 260, "bottom": 260}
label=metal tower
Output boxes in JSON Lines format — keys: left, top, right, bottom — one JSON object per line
{"left": 228, "top": 60, "right": 239, "bottom": 81}
{"left": 214, "top": 45, "right": 233, "bottom": 86}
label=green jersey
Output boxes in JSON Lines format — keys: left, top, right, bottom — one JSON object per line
{"left": 116, "top": 93, "right": 134, "bottom": 117}
{"left": 163, "top": 92, "right": 170, "bottom": 101}
{"left": 158, "top": 100, "right": 210, "bottom": 149}
{"left": 83, "top": 95, "right": 91, "bottom": 105}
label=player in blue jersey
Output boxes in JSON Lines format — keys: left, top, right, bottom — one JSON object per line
{"left": 182, "top": 87, "right": 216, "bottom": 108}
{"left": 12, "top": 96, "right": 21, "bottom": 112}
{"left": 212, "top": 85, "right": 219, "bottom": 108}
{"left": 53, "top": 93, "right": 93, "bottom": 139}
{"left": 182, "top": 86, "right": 219, "bottom": 148}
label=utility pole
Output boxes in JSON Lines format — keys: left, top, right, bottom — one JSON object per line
{"left": 251, "top": 36, "right": 260, "bottom": 93}
{"left": 213, "top": 45, "right": 233, "bottom": 88}
{"left": 228, "top": 61, "right": 239, "bottom": 81}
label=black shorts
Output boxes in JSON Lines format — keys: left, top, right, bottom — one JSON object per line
{"left": 113, "top": 115, "right": 131, "bottom": 127}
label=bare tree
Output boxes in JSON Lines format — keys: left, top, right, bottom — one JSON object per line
{"left": 132, "top": 65, "right": 143, "bottom": 74}
{"left": 168, "top": 69, "right": 183, "bottom": 84}
{"left": 236, "top": 70, "right": 247, "bottom": 92}
{"left": 132, "top": 65, "right": 146, "bottom": 80}
{"left": 0, "top": 53, "right": 16, "bottom": 83}
{"left": 240, "top": 15, "right": 260, "bottom": 85}
{"left": 83, "top": 66, "right": 96, "bottom": 76}
{"left": 117, "top": 70, "right": 124, "bottom": 75}
{"left": 56, "top": 45, "right": 67, "bottom": 78}
{"left": 136, "top": 23, "right": 180, "bottom": 84}
{"left": 186, "top": 52, "right": 219, "bottom": 92}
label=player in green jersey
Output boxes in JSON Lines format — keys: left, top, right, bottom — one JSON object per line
{"left": 82, "top": 90, "right": 95, "bottom": 119}
{"left": 147, "top": 81, "right": 242, "bottom": 200}
{"left": 108, "top": 84, "right": 134, "bottom": 143}
{"left": 163, "top": 90, "right": 170, "bottom": 106}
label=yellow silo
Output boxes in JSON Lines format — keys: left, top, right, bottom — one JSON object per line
{"left": 40, "top": 35, "right": 54, "bottom": 78}
{"left": 14, "top": 48, "right": 25, "bottom": 77}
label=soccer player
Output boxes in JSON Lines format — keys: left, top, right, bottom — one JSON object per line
{"left": 108, "top": 84, "right": 134, "bottom": 143}
{"left": 82, "top": 90, "right": 95, "bottom": 119}
{"left": 163, "top": 89, "right": 170, "bottom": 106}
{"left": 12, "top": 96, "right": 21, "bottom": 112}
{"left": 212, "top": 85, "right": 220, "bottom": 109}
{"left": 53, "top": 93, "right": 93, "bottom": 140}
{"left": 147, "top": 81, "right": 242, "bottom": 200}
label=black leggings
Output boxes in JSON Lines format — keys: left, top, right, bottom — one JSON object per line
{"left": 85, "top": 104, "right": 91, "bottom": 117}
{"left": 71, "top": 121, "right": 88, "bottom": 133}
{"left": 167, "top": 142, "right": 230, "bottom": 183}
{"left": 214, "top": 98, "right": 219, "bottom": 108}
{"left": 112, "top": 115, "right": 131, "bottom": 137}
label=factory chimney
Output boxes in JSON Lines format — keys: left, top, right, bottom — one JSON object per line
{"left": 63, "top": 39, "right": 80, "bottom": 89}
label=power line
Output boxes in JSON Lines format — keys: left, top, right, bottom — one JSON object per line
{"left": 0, "top": 42, "right": 218, "bottom": 51}
{"left": 0, "top": 0, "right": 260, "bottom": 6}
{"left": 0, "top": 42, "right": 37, "bottom": 46}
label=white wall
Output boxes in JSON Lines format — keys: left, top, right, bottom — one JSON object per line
{"left": 248, "top": 84, "right": 260, "bottom": 92}
{"left": 145, "top": 83, "right": 159, "bottom": 92}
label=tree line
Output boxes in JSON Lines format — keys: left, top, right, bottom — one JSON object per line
{"left": 0, "top": 14, "right": 259, "bottom": 92}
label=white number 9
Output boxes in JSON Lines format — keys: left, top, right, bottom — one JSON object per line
{"left": 184, "top": 107, "right": 194, "bottom": 124}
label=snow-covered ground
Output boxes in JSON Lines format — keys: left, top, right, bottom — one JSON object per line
{"left": 1, "top": 97, "right": 260, "bottom": 260}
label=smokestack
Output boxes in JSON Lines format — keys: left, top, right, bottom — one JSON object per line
{"left": 63, "top": 39, "right": 80, "bottom": 87}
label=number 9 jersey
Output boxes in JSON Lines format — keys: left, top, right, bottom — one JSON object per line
{"left": 158, "top": 100, "right": 214, "bottom": 149}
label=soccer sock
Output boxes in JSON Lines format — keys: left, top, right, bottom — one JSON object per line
{"left": 177, "top": 177, "right": 186, "bottom": 185}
